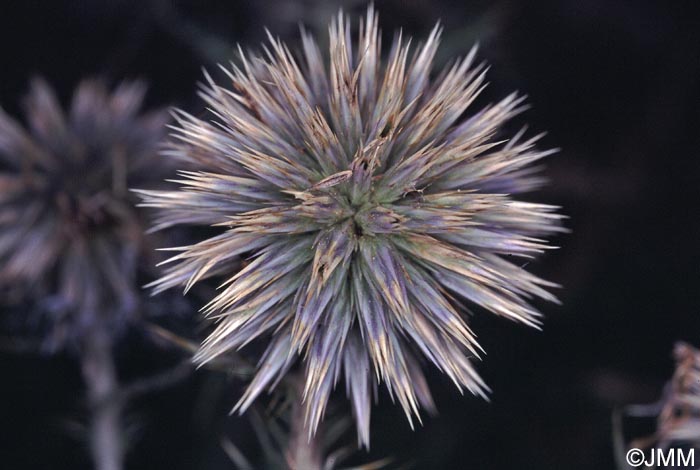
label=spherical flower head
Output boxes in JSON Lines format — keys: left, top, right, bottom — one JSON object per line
{"left": 141, "top": 8, "right": 565, "bottom": 446}
{"left": 0, "top": 78, "right": 169, "bottom": 348}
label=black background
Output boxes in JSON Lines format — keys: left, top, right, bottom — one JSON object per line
{"left": 1, "top": 1, "right": 699, "bottom": 469}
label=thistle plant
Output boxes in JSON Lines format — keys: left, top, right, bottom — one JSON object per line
{"left": 659, "top": 343, "right": 700, "bottom": 444}
{"left": 622, "top": 343, "right": 700, "bottom": 451}
{"left": 222, "top": 376, "right": 390, "bottom": 470}
{"left": 0, "top": 78, "right": 169, "bottom": 347}
{"left": 140, "top": 7, "right": 564, "bottom": 446}
{"left": 0, "top": 78, "right": 169, "bottom": 470}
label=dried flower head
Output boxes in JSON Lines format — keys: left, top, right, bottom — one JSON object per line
{"left": 140, "top": 8, "right": 564, "bottom": 446}
{"left": 0, "top": 78, "right": 169, "bottom": 348}
{"left": 660, "top": 343, "right": 700, "bottom": 443}
{"left": 624, "top": 342, "right": 700, "bottom": 450}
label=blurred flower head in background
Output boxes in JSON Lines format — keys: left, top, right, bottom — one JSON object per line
{"left": 140, "top": 7, "right": 564, "bottom": 446}
{"left": 624, "top": 342, "right": 700, "bottom": 451}
{"left": 659, "top": 342, "right": 700, "bottom": 444}
{"left": 0, "top": 78, "right": 169, "bottom": 349}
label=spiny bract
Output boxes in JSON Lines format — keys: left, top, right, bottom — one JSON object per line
{"left": 139, "top": 8, "right": 564, "bottom": 446}
{"left": 0, "top": 78, "right": 169, "bottom": 348}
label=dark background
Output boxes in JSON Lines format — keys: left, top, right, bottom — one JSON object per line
{"left": 1, "top": 1, "right": 699, "bottom": 469}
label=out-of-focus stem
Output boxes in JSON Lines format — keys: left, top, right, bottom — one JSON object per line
{"left": 80, "top": 329, "right": 124, "bottom": 470}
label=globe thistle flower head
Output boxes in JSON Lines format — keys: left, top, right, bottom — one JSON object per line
{"left": 140, "top": 8, "right": 564, "bottom": 446}
{"left": 626, "top": 343, "right": 700, "bottom": 447}
{"left": 0, "top": 78, "right": 169, "bottom": 348}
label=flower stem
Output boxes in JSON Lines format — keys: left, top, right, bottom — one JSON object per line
{"left": 80, "top": 329, "right": 124, "bottom": 470}
{"left": 285, "top": 377, "right": 323, "bottom": 470}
